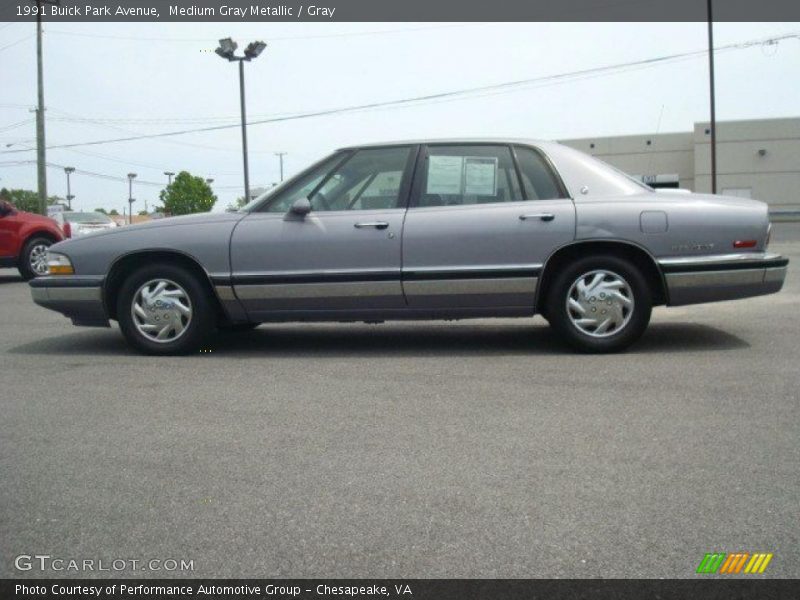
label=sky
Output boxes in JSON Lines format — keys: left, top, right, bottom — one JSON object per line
{"left": 0, "top": 21, "right": 798, "bottom": 213}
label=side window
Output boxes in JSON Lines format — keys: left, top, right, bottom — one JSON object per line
{"left": 514, "top": 146, "right": 565, "bottom": 200}
{"left": 259, "top": 153, "right": 347, "bottom": 213}
{"left": 308, "top": 146, "right": 412, "bottom": 211}
{"left": 419, "top": 145, "right": 522, "bottom": 207}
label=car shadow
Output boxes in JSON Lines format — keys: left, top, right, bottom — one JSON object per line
{"left": 7, "top": 321, "right": 750, "bottom": 357}
{"left": 0, "top": 273, "right": 23, "bottom": 284}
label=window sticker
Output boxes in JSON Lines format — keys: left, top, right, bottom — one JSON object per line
{"left": 464, "top": 157, "right": 498, "bottom": 196}
{"left": 426, "top": 155, "right": 464, "bottom": 195}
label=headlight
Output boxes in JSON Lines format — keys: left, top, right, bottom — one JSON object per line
{"left": 46, "top": 252, "right": 74, "bottom": 275}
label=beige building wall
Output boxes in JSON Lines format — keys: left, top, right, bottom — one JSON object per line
{"left": 560, "top": 117, "right": 800, "bottom": 211}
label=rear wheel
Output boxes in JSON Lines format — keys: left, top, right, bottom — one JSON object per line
{"left": 18, "top": 236, "right": 52, "bottom": 280}
{"left": 117, "top": 264, "right": 214, "bottom": 355}
{"left": 546, "top": 255, "right": 652, "bottom": 353}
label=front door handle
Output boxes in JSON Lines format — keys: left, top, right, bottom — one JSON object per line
{"left": 519, "top": 213, "right": 555, "bottom": 222}
{"left": 354, "top": 221, "right": 389, "bottom": 230}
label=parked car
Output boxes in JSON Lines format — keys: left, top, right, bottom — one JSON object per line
{"left": 57, "top": 211, "right": 118, "bottom": 238}
{"left": 29, "top": 139, "right": 787, "bottom": 354}
{"left": 0, "top": 200, "right": 65, "bottom": 279}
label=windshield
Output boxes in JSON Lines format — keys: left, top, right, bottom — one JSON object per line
{"left": 64, "top": 212, "right": 112, "bottom": 223}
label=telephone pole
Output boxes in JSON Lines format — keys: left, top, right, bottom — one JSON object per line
{"left": 35, "top": 0, "right": 48, "bottom": 215}
{"left": 707, "top": 0, "right": 717, "bottom": 194}
{"left": 274, "top": 152, "right": 287, "bottom": 182}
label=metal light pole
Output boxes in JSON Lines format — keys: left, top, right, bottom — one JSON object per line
{"left": 64, "top": 166, "right": 75, "bottom": 209}
{"left": 707, "top": 0, "right": 717, "bottom": 194}
{"left": 127, "top": 172, "right": 137, "bottom": 225}
{"left": 34, "top": 0, "right": 57, "bottom": 215}
{"left": 274, "top": 152, "right": 286, "bottom": 182}
{"left": 215, "top": 38, "right": 267, "bottom": 202}
{"left": 164, "top": 171, "right": 175, "bottom": 185}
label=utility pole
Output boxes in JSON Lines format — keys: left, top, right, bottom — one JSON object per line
{"left": 164, "top": 171, "right": 175, "bottom": 185}
{"left": 35, "top": 0, "right": 48, "bottom": 215}
{"left": 707, "top": 0, "right": 717, "bottom": 194}
{"left": 64, "top": 166, "right": 74, "bottom": 209}
{"left": 274, "top": 152, "right": 287, "bottom": 182}
{"left": 127, "top": 173, "right": 137, "bottom": 225}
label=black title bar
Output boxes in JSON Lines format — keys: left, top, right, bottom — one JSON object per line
{"left": 3, "top": 0, "right": 800, "bottom": 22}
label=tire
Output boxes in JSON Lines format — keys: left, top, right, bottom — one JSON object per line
{"left": 546, "top": 255, "right": 652, "bottom": 353}
{"left": 18, "top": 236, "right": 53, "bottom": 280}
{"left": 116, "top": 264, "right": 215, "bottom": 355}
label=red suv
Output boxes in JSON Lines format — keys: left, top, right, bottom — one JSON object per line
{"left": 0, "top": 200, "right": 65, "bottom": 280}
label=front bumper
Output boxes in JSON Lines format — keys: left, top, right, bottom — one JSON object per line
{"left": 29, "top": 276, "right": 110, "bottom": 327}
{"left": 659, "top": 252, "right": 788, "bottom": 306}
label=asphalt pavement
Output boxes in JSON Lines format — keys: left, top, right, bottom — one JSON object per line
{"left": 1, "top": 224, "right": 798, "bottom": 579}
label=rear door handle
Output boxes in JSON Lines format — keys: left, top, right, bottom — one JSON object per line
{"left": 354, "top": 221, "right": 389, "bottom": 229}
{"left": 519, "top": 213, "right": 555, "bottom": 222}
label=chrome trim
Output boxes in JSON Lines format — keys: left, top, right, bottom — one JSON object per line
{"left": 235, "top": 281, "right": 398, "bottom": 300}
{"left": 404, "top": 277, "right": 537, "bottom": 296}
{"left": 214, "top": 285, "right": 237, "bottom": 301}
{"left": 518, "top": 213, "right": 555, "bottom": 221}
{"left": 658, "top": 252, "right": 783, "bottom": 267}
{"left": 405, "top": 263, "right": 543, "bottom": 274}
{"left": 666, "top": 268, "right": 766, "bottom": 290}
{"left": 35, "top": 286, "right": 103, "bottom": 302}
{"left": 764, "top": 266, "right": 788, "bottom": 284}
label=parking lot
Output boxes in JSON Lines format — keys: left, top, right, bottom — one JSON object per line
{"left": 1, "top": 223, "right": 798, "bottom": 579}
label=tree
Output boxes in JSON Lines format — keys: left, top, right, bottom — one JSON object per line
{"left": 159, "top": 171, "right": 217, "bottom": 216}
{"left": 138, "top": 210, "right": 148, "bottom": 216}
{"left": 3, "top": 189, "right": 39, "bottom": 213}
{"left": 109, "top": 209, "right": 120, "bottom": 216}
{"left": 94, "top": 207, "right": 108, "bottom": 214}
{"left": 226, "top": 195, "right": 248, "bottom": 212}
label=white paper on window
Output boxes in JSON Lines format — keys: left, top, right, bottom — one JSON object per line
{"left": 464, "top": 157, "right": 498, "bottom": 196}
{"left": 426, "top": 156, "right": 464, "bottom": 195}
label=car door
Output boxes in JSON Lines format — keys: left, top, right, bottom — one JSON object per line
{"left": 401, "top": 143, "right": 576, "bottom": 309}
{"left": 0, "top": 205, "right": 20, "bottom": 261}
{"left": 230, "top": 145, "right": 417, "bottom": 319}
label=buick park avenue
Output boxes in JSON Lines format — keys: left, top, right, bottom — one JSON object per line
{"left": 30, "top": 140, "right": 788, "bottom": 354}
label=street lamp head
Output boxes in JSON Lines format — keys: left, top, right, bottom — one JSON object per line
{"left": 244, "top": 41, "right": 267, "bottom": 60}
{"left": 216, "top": 37, "right": 238, "bottom": 60}
{"left": 64, "top": 167, "right": 75, "bottom": 174}
{"left": 128, "top": 173, "right": 137, "bottom": 180}
{"left": 164, "top": 171, "right": 174, "bottom": 177}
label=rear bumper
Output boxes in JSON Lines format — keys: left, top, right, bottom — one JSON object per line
{"left": 29, "top": 276, "right": 110, "bottom": 327}
{"left": 660, "top": 252, "right": 788, "bottom": 306}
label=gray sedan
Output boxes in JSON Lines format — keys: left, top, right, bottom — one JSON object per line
{"left": 30, "top": 139, "right": 788, "bottom": 354}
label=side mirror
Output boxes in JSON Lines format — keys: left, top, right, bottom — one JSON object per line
{"left": 0, "top": 201, "right": 15, "bottom": 217}
{"left": 289, "top": 197, "right": 312, "bottom": 217}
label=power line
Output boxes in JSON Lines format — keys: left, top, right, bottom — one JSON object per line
{"left": 2, "top": 32, "right": 797, "bottom": 155}
{"left": 0, "top": 34, "right": 34, "bottom": 53}
{"left": 44, "top": 24, "right": 478, "bottom": 44}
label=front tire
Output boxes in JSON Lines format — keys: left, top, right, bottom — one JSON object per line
{"left": 18, "top": 236, "right": 53, "bottom": 280}
{"left": 117, "top": 264, "right": 214, "bottom": 355}
{"left": 546, "top": 255, "right": 652, "bottom": 353}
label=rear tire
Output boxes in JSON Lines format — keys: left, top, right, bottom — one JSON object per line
{"left": 18, "top": 236, "right": 53, "bottom": 280}
{"left": 546, "top": 255, "right": 652, "bottom": 353}
{"left": 117, "top": 264, "right": 214, "bottom": 355}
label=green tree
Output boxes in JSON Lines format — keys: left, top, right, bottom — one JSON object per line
{"left": 94, "top": 207, "right": 108, "bottom": 214}
{"left": 109, "top": 209, "right": 120, "bottom": 216}
{"left": 138, "top": 210, "right": 149, "bottom": 216}
{"left": 159, "top": 171, "right": 217, "bottom": 216}
{"left": 226, "top": 195, "right": 248, "bottom": 212}
{"left": 3, "top": 189, "right": 39, "bottom": 213}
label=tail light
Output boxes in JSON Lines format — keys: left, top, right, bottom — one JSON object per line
{"left": 63, "top": 221, "right": 72, "bottom": 238}
{"left": 733, "top": 240, "right": 757, "bottom": 249}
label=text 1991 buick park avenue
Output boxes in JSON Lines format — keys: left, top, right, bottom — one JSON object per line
{"left": 29, "top": 139, "right": 788, "bottom": 354}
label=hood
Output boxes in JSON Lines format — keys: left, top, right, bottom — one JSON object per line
{"left": 18, "top": 209, "right": 59, "bottom": 225}
{"left": 64, "top": 211, "right": 245, "bottom": 242}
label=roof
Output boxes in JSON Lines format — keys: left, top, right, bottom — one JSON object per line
{"left": 338, "top": 138, "right": 559, "bottom": 150}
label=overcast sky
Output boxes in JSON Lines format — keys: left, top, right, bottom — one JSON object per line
{"left": 1, "top": 21, "right": 798, "bottom": 213}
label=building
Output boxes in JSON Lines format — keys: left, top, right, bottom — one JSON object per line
{"left": 560, "top": 117, "right": 800, "bottom": 214}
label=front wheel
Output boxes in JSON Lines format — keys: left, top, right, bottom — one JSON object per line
{"left": 546, "top": 255, "right": 652, "bottom": 353}
{"left": 117, "top": 264, "right": 215, "bottom": 355}
{"left": 18, "top": 236, "right": 53, "bottom": 280}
